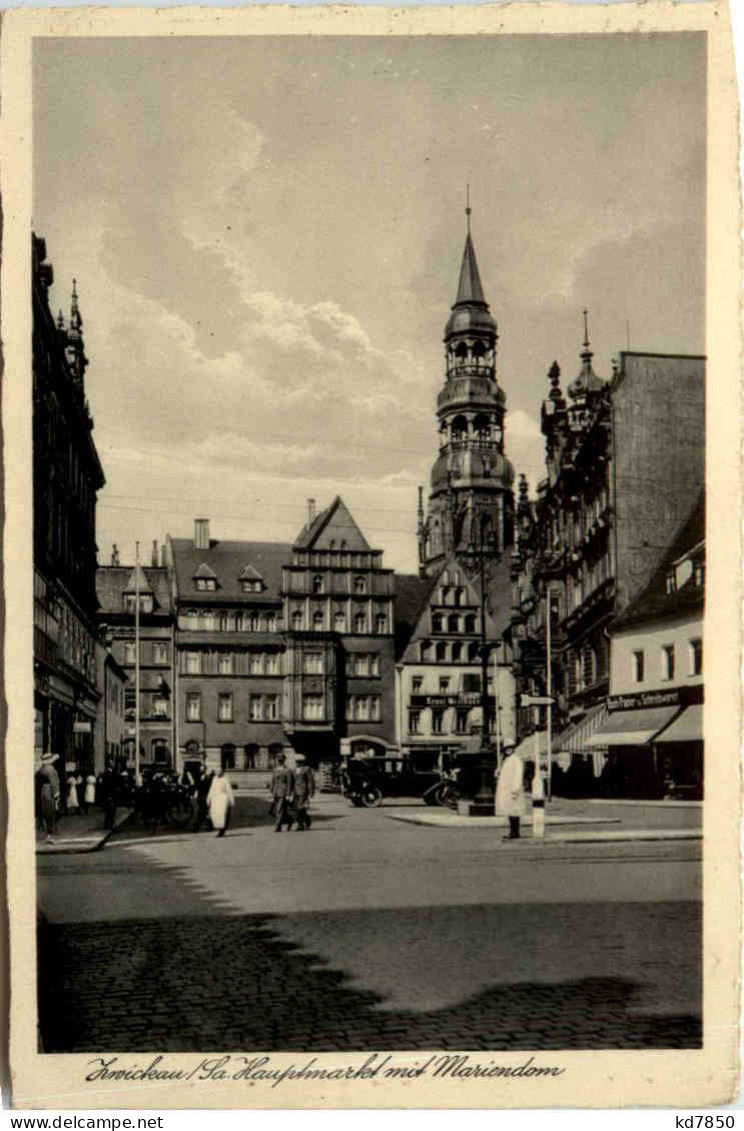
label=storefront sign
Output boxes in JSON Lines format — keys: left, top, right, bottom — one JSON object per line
{"left": 607, "top": 690, "right": 680, "bottom": 712}
{"left": 73, "top": 721, "right": 92, "bottom": 734}
{"left": 410, "top": 694, "right": 494, "bottom": 709}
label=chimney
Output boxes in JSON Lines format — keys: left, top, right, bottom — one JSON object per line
{"left": 151, "top": 540, "right": 159, "bottom": 567}
{"left": 307, "top": 498, "right": 316, "bottom": 524}
{"left": 111, "top": 544, "right": 120, "bottom": 567}
{"left": 194, "top": 518, "right": 210, "bottom": 551}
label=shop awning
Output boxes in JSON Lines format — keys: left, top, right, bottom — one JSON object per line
{"left": 653, "top": 704, "right": 703, "bottom": 744}
{"left": 587, "top": 705, "right": 680, "bottom": 748}
{"left": 554, "top": 702, "right": 609, "bottom": 755}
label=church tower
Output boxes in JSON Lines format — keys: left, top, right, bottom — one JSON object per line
{"left": 418, "top": 210, "right": 515, "bottom": 578}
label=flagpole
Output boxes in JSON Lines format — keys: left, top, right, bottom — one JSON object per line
{"left": 135, "top": 541, "right": 141, "bottom": 785}
{"left": 545, "top": 585, "right": 553, "bottom": 802}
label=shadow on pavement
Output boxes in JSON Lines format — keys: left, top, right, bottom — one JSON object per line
{"left": 38, "top": 909, "right": 701, "bottom": 1053}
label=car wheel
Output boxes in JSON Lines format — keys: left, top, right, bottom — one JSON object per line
{"left": 361, "top": 787, "right": 383, "bottom": 808}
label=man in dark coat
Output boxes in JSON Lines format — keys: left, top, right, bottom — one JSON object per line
{"left": 269, "top": 752, "right": 295, "bottom": 832}
{"left": 293, "top": 755, "right": 316, "bottom": 831}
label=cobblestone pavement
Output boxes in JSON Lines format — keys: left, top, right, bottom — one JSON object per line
{"left": 37, "top": 796, "right": 701, "bottom": 1052}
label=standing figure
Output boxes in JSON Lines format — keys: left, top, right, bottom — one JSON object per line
{"left": 83, "top": 773, "right": 97, "bottom": 815}
{"left": 37, "top": 753, "right": 61, "bottom": 841}
{"left": 207, "top": 768, "right": 235, "bottom": 838}
{"left": 66, "top": 773, "right": 81, "bottom": 815}
{"left": 293, "top": 755, "right": 316, "bottom": 831}
{"left": 495, "top": 744, "right": 526, "bottom": 840}
{"left": 269, "top": 752, "right": 295, "bottom": 832}
{"left": 194, "top": 767, "right": 214, "bottom": 831}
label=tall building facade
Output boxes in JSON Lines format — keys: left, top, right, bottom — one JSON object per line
{"left": 511, "top": 338, "right": 705, "bottom": 786}
{"left": 165, "top": 500, "right": 396, "bottom": 774}
{"left": 33, "top": 235, "right": 105, "bottom": 777}
{"left": 418, "top": 215, "right": 515, "bottom": 579}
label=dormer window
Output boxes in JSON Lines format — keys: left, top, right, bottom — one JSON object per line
{"left": 242, "top": 579, "right": 263, "bottom": 594}
{"left": 193, "top": 563, "right": 218, "bottom": 592}
{"left": 124, "top": 593, "right": 154, "bottom": 613}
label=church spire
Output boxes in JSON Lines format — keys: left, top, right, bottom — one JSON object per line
{"left": 568, "top": 307, "right": 604, "bottom": 400}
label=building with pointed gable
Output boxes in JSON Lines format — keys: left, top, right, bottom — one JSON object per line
{"left": 96, "top": 549, "right": 175, "bottom": 769}
{"left": 397, "top": 556, "right": 516, "bottom": 763}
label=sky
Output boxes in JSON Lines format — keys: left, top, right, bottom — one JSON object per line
{"left": 33, "top": 33, "right": 706, "bottom": 573}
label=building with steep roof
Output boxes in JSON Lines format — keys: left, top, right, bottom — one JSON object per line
{"left": 588, "top": 492, "right": 704, "bottom": 797}
{"left": 418, "top": 212, "right": 515, "bottom": 579}
{"left": 96, "top": 550, "right": 175, "bottom": 769}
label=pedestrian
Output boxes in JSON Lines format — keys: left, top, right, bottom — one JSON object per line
{"left": 194, "top": 767, "right": 214, "bottom": 831}
{"left": 83, "top": 772, "right": 97, "bottom": 815}
{"left": 66, "top": 772, "right": 81, "bottom": 815}
{"left": 495, "top": 743, "right": 526, "bottom": 840}
{"left": 269, "top": 752, "right": 295, "bottom": 832}
{"left": 37, "top": 753, "right": 61, "bottom": 841}
{"left": 207, "top": 768, "right": 234, "bottom": 837}
{"left": 293, "top": 754, "right": 315, "bottom": 831}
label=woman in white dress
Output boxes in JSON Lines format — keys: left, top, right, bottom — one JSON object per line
{"left": 207, "top": 769, "right": 235, "bottom": 837}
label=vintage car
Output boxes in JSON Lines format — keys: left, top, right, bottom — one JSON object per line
{"left": 340, "top": 749, "right": 459, "bottom": 808}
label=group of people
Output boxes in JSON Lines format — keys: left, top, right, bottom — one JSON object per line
{"left": 269, "top": 752, "right": 315, "bottom": 832}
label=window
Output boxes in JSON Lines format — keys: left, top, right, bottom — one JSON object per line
{"left": 370, "top": 654, "right": 380, "bottom": 677}
{"left": 451, "top": 642, "right": 462, "bottom": 662}
{"left": 334, "top": 609, "right": 346, "bottom": 632}
{"left": 265, "top": 613, "right": 276, "bottom": 632}
{"left": 186, "top": 693, "right": 201, "bottom": 721}
{"left": 218, "top": 653, "right": 233, "bottom": 675}
{"left": 302, "top": 694, "right": 324, "bottom": 721}
{"left": 374, "top": 613, "right": 387, "bottom": 634}
{"left": 439, "top": 676, "right": 450, "bottom": 693}
{"left": 448, "top": 614, "right": 460, "bottom": 634}
{"left": 249, "top": 612, "right": 261, "bottom": 632}
{"left": 292, "top": 611, "right": 303, "bottom": 630}
{"left": 463, "top": 672, "right": 481, "bottom": 693}
{"left": 409, "top": 711, "right": 421, "bottom": 735}
{"left": 218, "top": 693, "right": 233, "bottom": 721}
{"left": 312, "top": 611, "right": 324, "bottom": 630}
{"left": 633, "top": 650, "right": 645, "bottom": 683}
{"left": 454, "top": 588, "right": 464, "bottom": 607}
{"left": 412, "top": 675, "right": 423, "bottom": 693}
{"left": 152, "top": 696, "right": 168, "bottom": 718}
{"left": 348, "top": 695, "right": 381, "bottom": 722}
{"left": 249, "top": 696, "right": 263, "bottom": 721}
{"left": 265, "top": 653, "right": 279, "bottom": 675}
{"left": 431, "top": 709, "right": 444, "bottom": 734}
{"left": 464, "top": 614, "right": 477, "bottom": 634}
{"left": 432, "top": 613, "right": 443, "bottom": 633}
{"left": 124, "top": 642, "right": 135, "bottom": 664}
{"left": 196, "top": 577, "right": 217, "bottom": 592}
{"left": 690, "top": 638, "right": 703, "bottom": 676}
{"left": 468, "top": 642, "right": 480, "bottom": 662}
{"left": 662, "top": 644, "right": 675, "bottom": 681}
{"left": 265, "top": 694, "right": 278, "bottom": 720}
{"left": 249, "top": 653, "right": 264, "bottom": 675}
{"left": 153, "top": 642, "right": 168, "bottom": 664}
{"left": 435, "top": 642, "right": 447, "bottom": 662}
{"left": 312, "top": 575, "right": 325, "bottom": 594}
{"left": 185, "top": 651, "right": 202, "bottom": 675}
{"left": 354, "top": 576, "right": 367, "bottom": 595}
{"left": 183, "top": 609, "right": 199, "bottom": 629}
{"left": 354, "top": 613, "right": 366, "bottom": 633}
{"left": 241, "top": 579, "right": 262, "bottom": 593}
{"left": 124, "top": 594, "right": 153, "bottom": 613}
{"left": 304, "top": 652, "right": 324, "bottom": 674}
{"left": 201, "top": 610, "right": 216, "bottom": 631}
{"left": 455, "top": 709, "right": 469, "bottom": 734}
{"left": 420, "top": 642, "right": 431, "bottom": 662}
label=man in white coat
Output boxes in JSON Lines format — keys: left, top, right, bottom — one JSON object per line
{"left": 495, "top": 744, "right": 526, "bottom": 840}
{"left": 207, "top": 768, "right": 235, "bottom": 838}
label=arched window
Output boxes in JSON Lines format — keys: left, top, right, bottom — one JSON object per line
{"left": 334, "top": 609, "right": 345, "bottom": 632}
{"left": 474, "top": 413, "right": 490, "bottom": 438}
{"left": 435, "top": 641, "right": 447, "bottom": 662}
{"left": 184, "top": 609, "right": 198, "bottom": 629}
{"left": 354, "top": 576, "right": 366, "bottom": 594}
{"left": 420, "top": 641, "right": 431, "bottom": 662}
{"left": 250, "top": 612, "right": 261, "bottom": 632}
{"left": 313, "top": 610, "right": 324, "bottom": 630}
{"left": 312, "top": 574, "right": 324, "bottom": 594}
{"left": 354, "top": 613, "right": 366, "bottom": 634}
{"left": 291, "top": 610, "right": 302, "bottom": 630}
{"left": 448, "top": 614, "right": 459, "bottom": 633}
{"left": 432, "top": 613, "right": 443, "bottom": 633}
{"left": 468, "top": 642, "right": 480, "bottom": 662}
{"left": 472, "top": 341, "right": 486, "bottom": 360}
{"left": 265, "top": 613, "right": 276, "bottom": 632}
{"left": 451, "top": 415, "right": 468, "bottom": 443}
{"left": 454, "top": 588, "right": 464, "bottom": 607}
{"left": 375, "top": 613, "right": 386, "bottom": 634}
{"left": 451, "top": 642, "right": 462, "bottom": 662}
{"left": 455, "top": 342, "right": 468, "bottom": 360}
{"left": 218, "top": 611, "right": 230, "bottom": 632}
{"left": 464, "top": 613, "right": 477, "bottom": 634}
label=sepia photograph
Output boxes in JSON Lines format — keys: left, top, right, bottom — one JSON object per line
{"left": 3, "top": 0, "right": 740, "bottom": 1110}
